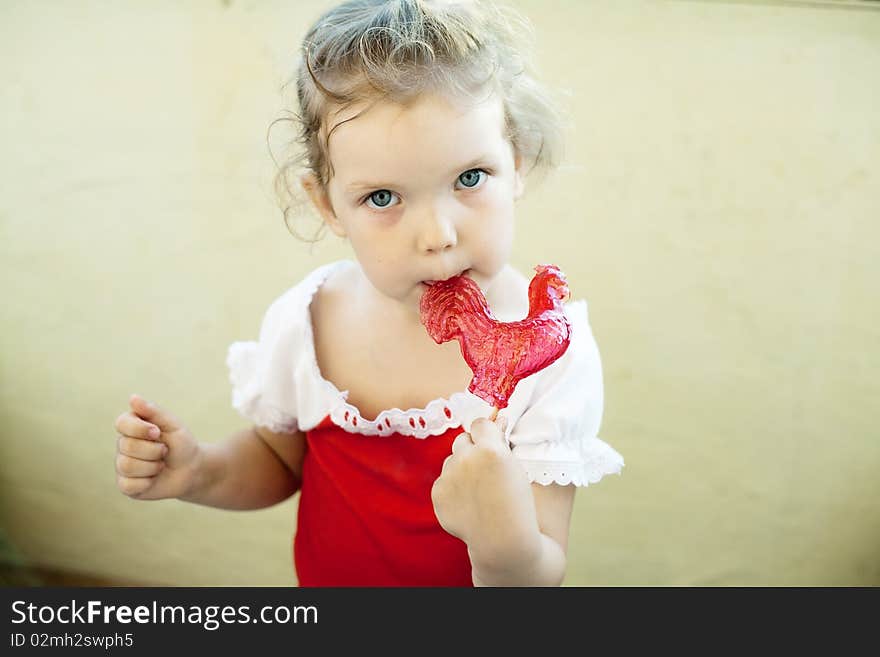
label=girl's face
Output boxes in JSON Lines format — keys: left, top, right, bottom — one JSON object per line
{"left": 303, "top": 92, "right": 523, "bottom": 316}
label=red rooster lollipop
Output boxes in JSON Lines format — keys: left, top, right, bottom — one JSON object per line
{"left": 420, "top": 264, "right": 572, "bottom": 422}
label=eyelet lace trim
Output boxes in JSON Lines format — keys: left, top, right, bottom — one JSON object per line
{"left": 328, "top": 391, "right": 492, "bottom": 439}
{"left": 520, "top": 444, "right": 625, "bottom": 487}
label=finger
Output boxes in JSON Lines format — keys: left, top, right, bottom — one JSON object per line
{"left": 115, "top": 412, "right": 161, "bottom": 440}
{"left": 129, "top": 394, "right": 180, "bottom": 433}
{"left": 116, "top": 454, "right": 165, "bottom": 478}
{"left": 117, "top": 475, "right": 154, "bottom": 498}
{"left": 117, "top": 435, "right": 168, "bottom": 461}
{"left": 468, "top": 417, "right": 506, "bottom": 450}
{"left": 430, "top": 477, "right": 442, "bottom": 507}
{"left": 450, "top": 432, "right": 473, "bottom": 456}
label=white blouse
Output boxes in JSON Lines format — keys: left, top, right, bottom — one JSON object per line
{"left": 227, "top": 260, "right": 624, "bottom": 487}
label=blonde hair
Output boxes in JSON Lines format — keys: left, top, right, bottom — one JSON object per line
{"left": 272, "top": 0, "right": 564, "bottom": 241}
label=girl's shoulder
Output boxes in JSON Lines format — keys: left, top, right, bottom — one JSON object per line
{"left": 307, "top": 260, "right": 361, "bottom": 322}
{"left": 260, "top": 260, "right": 356, "bottom": 332}
{"left": 226, "top": 259, "right": 360, "bottom": 433}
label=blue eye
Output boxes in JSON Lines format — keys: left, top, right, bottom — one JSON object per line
{"left": 365, "top": 189, "right": 399, "bottom": 209}
{"left": 456, "top": 169, "right": 487, "bottom": 189}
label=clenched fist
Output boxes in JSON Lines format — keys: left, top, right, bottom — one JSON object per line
{"left": 430, "top": 417, "right": 541, "bottom": 567}
{"left": 114, "top": 394, "right": 200, "bottom": 501}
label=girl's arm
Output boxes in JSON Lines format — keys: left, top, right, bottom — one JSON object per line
{"left": 180, "top": 426, "right": 305, "bottom": 510}
{"left": 116, "top": 396, "right": 303, "bottom": 510}
{"left": 469, "top": 483, "right": 574, "bottom": 587}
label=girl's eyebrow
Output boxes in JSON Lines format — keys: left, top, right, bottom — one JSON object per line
{"left": 346, "top": 155, "right": 496, "bottom": 193}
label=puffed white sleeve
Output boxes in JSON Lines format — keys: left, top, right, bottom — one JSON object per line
{"left": 508, "top": 300, "right": 625, "bottom": 486}
{"left": 225, "top": 287, "right": 303, "bottom": 434}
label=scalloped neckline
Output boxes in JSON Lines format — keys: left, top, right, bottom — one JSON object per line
{"left": 300, "top": 260, "right": 478, "bottom": 425}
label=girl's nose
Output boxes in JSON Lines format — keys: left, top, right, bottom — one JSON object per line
{"left": 416, "top": 207, "right": 458, "bottom": 254}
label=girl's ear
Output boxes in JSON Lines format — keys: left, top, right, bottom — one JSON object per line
{"left": 300, "top": 172, "right": 347, "bottom": 238}
{"left": 513, "top": 150, "right": 525, "bottom": 200}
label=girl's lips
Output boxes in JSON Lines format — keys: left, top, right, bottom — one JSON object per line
{"left": 422, "top": 269, "right": 471, "bottom": 287}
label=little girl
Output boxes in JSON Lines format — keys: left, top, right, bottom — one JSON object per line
{"left": 113, "top": 0, "right": 623, "bottom": 586}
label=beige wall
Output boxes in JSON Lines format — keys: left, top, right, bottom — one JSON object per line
{"left": 1, "top": 0, "right": 878, "bottom": 586}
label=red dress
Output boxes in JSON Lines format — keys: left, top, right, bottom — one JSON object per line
{"left": 294, "top": 415, "right": 474, "bottom": 587}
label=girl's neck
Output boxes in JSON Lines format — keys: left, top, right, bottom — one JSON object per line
{"left": 355, "top": 275, "right": 428, "bottom": 339}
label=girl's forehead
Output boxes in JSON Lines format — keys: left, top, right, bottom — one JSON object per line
{"left": 325, "top": 93, "right": 509, "bottom": 181}
{"left": 328, "top": 93, "right": 505, "bottom": 142}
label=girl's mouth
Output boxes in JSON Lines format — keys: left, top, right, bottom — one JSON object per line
{"left": 422, "top": 269, "right": 472, "bottom": 287}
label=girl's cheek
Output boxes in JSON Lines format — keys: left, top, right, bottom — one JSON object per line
{"left": 347, "top": 200, "right": 401, "bottom": 225}
{"left": 367, "top": 208, "right": 404, "bottom": 229}
{"left": 478, "top": 192, "right": 514, "bottom": 230}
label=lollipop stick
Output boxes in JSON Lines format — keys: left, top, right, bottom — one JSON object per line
{"left": 489, "top": 406, "right": 499, "bottom": 423}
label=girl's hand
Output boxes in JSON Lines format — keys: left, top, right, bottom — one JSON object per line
{"left": 431, "top": 418, "right": 542, "bottom": 569}
{"left": 113, "top": 394, "right": 201, "bottom": 501}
